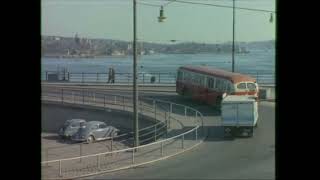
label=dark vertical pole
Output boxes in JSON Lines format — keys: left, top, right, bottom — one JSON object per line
{"left": 45, "top": 71, "right": 48, "bottom": 81}
{"left": 232, "top": 0, "right": 235, "bottom": 72}
{"left": 82, "top": 72, "right": 84, "bottom": 84}
{"left": 143, "top": 73, "right": 145, "bottom": 84}
{"left": 133, "top": 0, "right": 139, "bottom": 148}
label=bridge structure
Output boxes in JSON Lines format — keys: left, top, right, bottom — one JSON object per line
{"left": 41, "top": 82, "right": 275, "bottom": 179}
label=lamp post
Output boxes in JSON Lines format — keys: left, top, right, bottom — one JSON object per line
{"left": 133, "top": 0, "right": 139, "bottom": 148}
{"left": 232, "top": 0, "right": 235, "bottom": 72}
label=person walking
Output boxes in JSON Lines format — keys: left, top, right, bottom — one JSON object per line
{"left": 107, "top": 67, "right": 112, "bottom": 83}
{"left": 111, "top": 67, "right": 115, "bottom": 83}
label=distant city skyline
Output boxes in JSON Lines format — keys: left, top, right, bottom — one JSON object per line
{"left": 41, "top": 0, "right": 276, "bottom": 43}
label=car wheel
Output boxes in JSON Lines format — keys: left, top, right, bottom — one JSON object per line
{"left": 86, "top": 135, "right": 94, "bottom": 143}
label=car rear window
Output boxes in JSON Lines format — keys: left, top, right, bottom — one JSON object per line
{"left": 99, "top": 123, "right": 107, "bottom": 128}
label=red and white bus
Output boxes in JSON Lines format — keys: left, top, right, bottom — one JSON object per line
{"left": 176, "top": 66, "right": 259, "bottom": 106}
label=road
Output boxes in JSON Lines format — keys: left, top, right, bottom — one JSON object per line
{"left": 56, "top": 87, "right": 275, "bottom": 180}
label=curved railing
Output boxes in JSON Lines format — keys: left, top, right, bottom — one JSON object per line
{"left": 41, "top": 71, "right": 275, "bottom": 84}
{"left": 41, "top": 87, "right": 206, "bottom": 179}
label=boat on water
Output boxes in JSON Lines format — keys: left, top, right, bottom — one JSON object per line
{"left": 237, "top": 46, "right": 250, "bottom": 54}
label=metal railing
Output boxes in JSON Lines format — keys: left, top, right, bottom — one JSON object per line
{"left": 41, "top": 71, "right": 275, "bottom": 84}
{"left": 41, "top": 88, "right": 205, "bottom": 179}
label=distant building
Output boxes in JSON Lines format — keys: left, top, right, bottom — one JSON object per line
{"left": 74, "top": 33, "right": 80, "bottom": 45}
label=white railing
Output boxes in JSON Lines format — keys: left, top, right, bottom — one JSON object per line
{"left": 41, "top": 88, "right": 206, "bottom": 179}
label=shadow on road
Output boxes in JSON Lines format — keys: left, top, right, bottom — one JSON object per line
{"left": 170, "top": 125, "right": 237, "bottom": 142}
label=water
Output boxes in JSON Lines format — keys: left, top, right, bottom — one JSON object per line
{"left": 41, "top": 49, "right": 275, "bottom": 83}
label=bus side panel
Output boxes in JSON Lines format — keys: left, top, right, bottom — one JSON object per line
{"left": 198, "top": 86, "right": 209, "bottom": 102}
{"left": 176, "top": 81, "right": 183, "bottom": 94}
{"left": 206, "top": 90, "right": 222, "bottom": 106}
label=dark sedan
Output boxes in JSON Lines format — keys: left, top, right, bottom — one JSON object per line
{"left": 58, "top": 119, "right": 86, "bottom": 139}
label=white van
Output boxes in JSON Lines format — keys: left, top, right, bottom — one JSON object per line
{"left": 221, "top": 95, "right": 258, "bottom": 137}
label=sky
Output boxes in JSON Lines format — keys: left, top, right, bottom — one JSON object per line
{"left": 41, "top": 0, "right": 276, "bottom": 43}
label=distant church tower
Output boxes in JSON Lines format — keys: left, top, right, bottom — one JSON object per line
{"left": 74, "top": 33, "right": 80, "bottom": 45}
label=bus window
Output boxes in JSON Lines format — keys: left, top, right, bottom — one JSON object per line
{"left": 247, "top": 83, "right": 256, "bottom": 91}
{"left": 226, "top": 83, "right": 231, "bottom": 93}
{"left": 185, "top": 72, "right": 190, "bottom": 81}
{"left": 237, "top": 83, "right": 246, "bottom": 89}
{"left": 207, "top": 78, "right": 212, "bottom": 89}
{"left": 177, "top": 71, "right": 183, "bottom": 81}
{"left": 199, "top": 75, "right": 204, "bottom": 86}
{"left": 216, "top": 79, "right": 223, "bottom": 91}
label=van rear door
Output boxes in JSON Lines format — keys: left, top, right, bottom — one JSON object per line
{"left": 221, "top": 103, "right": 237, "bottom": 126}
{"left": 237, "top": 102, "right": 254, "bottom": 126}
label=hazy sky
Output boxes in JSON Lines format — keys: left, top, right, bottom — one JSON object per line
{"left": 41, "top": 0, "right": 276, "bottom": 43}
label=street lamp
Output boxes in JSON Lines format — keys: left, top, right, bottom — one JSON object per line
{"left": 232, "top": 0, "right": 235, "bottom": 72}
{"left": 158, "top": 6, "right": 166, "bottom": 22}
{"left": 133, "top": 0, "right": 139, "bottom": 148}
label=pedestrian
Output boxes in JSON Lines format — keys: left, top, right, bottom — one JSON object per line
{"left": 111, "top": 67, "right": 115, "bottom": 83}
{"left": 107, "top": 67, "right": 112, "bottom": 83}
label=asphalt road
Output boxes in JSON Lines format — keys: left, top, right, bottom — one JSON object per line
{"left": 65, "top": 89, "right": 275, "bottom": 180}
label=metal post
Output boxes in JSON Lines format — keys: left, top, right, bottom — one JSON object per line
{"left": 202, "top": 117, "right": 204, "bottom": 138}
{"left": 132, "top": 148, "right": 135, "bottom": 164}
{"left": 154, "top": 125, "right": 157, "bottom": 142}
{"left": 45, "top": 71, "right": 48, "bottom": 81}
{"left": 169, "top": 103, "right": 172, "bottom": 129}
{"left": 133, "top": 0, "right": 139, "bottom": 148}
{"left": 232, "top": 0, "right": 235, "bottom": 72}
{"left": 196, "top": 111, "right": 198, "bottom": 124}
{"left": 123, "top": 96, "right": 125, "bottom": 110}
{"left": 80, "top": 143, "right": 83, "bottom": 162}
{"left": 59, "top": 160, "right": 62, "bottom": 177}
{"left": 97, "top": 155, "right": 100, "bottom": 170}
{"left": 61, "top": 89, "right": 64, "bottom": 103}
{"left": 111, "top": 135, "right": 113, "bottom": 155}
{"left": 182, "top": 134, "right": 184, "bottom": 149}
{"left": 196, "top": 128, "right": 198, "bottom": 141}
{"left": 185, "top": 107, "right": 187, "bottom": 118}
{"left": 82, "top": 72, "right": 84, "bottom": 83}
{"left": 46, "top": 148, "right": 49, "bottom": 166}
{"left": 154, "top": 101, "right": 157, "bottom": 122}
{"left": 140, "top": 101, "right": 143, "bottom": 114}
{"left": 165, "top": 113, "right": 168, "bottom": 138}
{"left": 161, "top": 142, "right": 163, "bottom": 156}
{"left": 114, "top": 96, "right": 117, "bottom": 105}
{"left": 72, "top": 91, "right": 74, "bottom": 104}
{"left": 143, "top": 73, "right": 145, "bottom": 84}
{"left": 127, "top": 73, "right": 130, "bottom": 84}
{"left": 82, "top": 90, "right": 84, "bottom": 104}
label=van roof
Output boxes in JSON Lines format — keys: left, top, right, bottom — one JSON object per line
{"left": 222, "top": 95, "right": 256, "bottom": 103}
{"left": 179, "top": 66, "right": 256, "bottom": 83}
